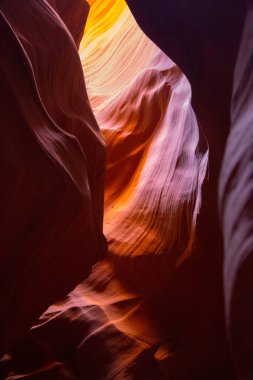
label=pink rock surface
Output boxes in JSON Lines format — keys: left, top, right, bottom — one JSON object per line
{"left": 1, "top": 0, "right": 252, "bottom": 379}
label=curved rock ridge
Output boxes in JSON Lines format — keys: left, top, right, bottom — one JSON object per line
{"left": 125, "top": 0, "right": 247, "bottom": 251}
{"left": 2, "top": 0, "right": 251, "bottom": 379}
{"left": 71, "top": 2, "right": 236, "bottom": 379}
{"left": 25, "top": 1, "right": 236, "bottom": 378}
{"left": 51, "top": 0, "right": 90, "bottom": 48}
{"left": 123, "top": 0, "right": 250, "bottom": 378}
{"left": 219, "top": 2, "right": 253, "bottom": 377}
{"left": 1, "top": 1, "right": 210, "bottom": 378}
{"left": 76, "top": 1, "right": 246, "bottom": 378}
{"left": 81, "top": 2, "right": 208, "bottom": 262}
{"left": 0, "top": 0, "right": 107, "bottom": 355}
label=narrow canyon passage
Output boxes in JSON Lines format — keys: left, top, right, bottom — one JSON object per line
{"left": 0, "top": 1, "right": 252, "bottom": 379}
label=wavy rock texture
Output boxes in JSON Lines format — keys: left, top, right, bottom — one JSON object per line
{"left": 125, "top": 0, "right": 247, "bottom": 248}
{"left": 1, "top": 0, "right": 251, "bottom": 379}
{"left": 81, "top": 1, "right": 207, "bottom": 263}
{"left": 124, "top": 0, "right": 250, "bottom": 378}
{"left": 75, "top": 2, "right": 236, "bottom": 379}
{"left": 0, "top": 1, "right": 211, "bottom": 379}
{"left": 30, "top": 2, "right": 234, "bottom": 379}
{"left": 219, "top": 2, "right": 253, "bottom": 378}
{"left": 0, "top": 0, "right": 106, "bottom": 356}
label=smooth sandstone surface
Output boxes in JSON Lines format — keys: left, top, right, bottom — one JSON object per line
{"left": 0, "top": 0, "right": 106, "bottom": 355}
{"left": 125, "top": 0, "right": 252, "bottom": 378}
{"left": 0, "top": 0, "right": 252, "bottom": 379}
{"left": 219, "top": 2, "right": 253, "bottom": 378}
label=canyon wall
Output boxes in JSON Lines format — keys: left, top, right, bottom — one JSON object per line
{"left": 0, "top": 1, "right": 252, "bottom": 379}
{"left": 0, "top": 0, "right": 107, "bottom": 355}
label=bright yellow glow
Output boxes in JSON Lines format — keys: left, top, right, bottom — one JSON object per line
{"left": 79, "top": 0, "right": 208, "bottom": 344}
{"left": 80, "top": 0, "right": 208, "bottom": 264}
{"left": 80, "top": 0, "right": 159, "bottom": 113}
{"left": 81, "top": 0, "right": 126, "bottom": 51}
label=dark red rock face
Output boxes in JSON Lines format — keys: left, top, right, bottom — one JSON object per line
{"left": 126, "top": 0, "right": 253, "bottom": 378}
{"left": 0, "top": 0, "right": 107, "bottom": 354}
{"left": 220, "top": 2, "right": 253, "bottom": 378}
{"left": 125, "top": 0, "right": 247, "bottom": 209}
{"left": 50, "top": 0, "right": 90, "bottom": 48}
{"left": 0, "top": 0, "right": 252, "bottom": 379}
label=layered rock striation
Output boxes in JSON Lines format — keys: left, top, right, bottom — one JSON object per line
{"left": 1, "top": 0, "right": 252, "bottom": 379}
{"left": 0, "top": 0, "right": 107, "bottom": 355}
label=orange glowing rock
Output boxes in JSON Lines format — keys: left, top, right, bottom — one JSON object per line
{"left": 1, "top": 1, "right": 250, "bottom": 379}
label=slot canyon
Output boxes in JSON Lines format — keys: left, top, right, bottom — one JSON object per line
{"left": 0, "top": 0, "right": 252, "bottom": 379}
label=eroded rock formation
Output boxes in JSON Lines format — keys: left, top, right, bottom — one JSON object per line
{"left": 125, "top": 0, "right": 252, "bottom": 378}
{"left": 219, "top": 2, "right": 253, "bottom": 378}
{"left": 0, "top": 0, "right": 252, "bottom": 379}
{"left": 0, "top": 0, "right": 106, "bottom": 355}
